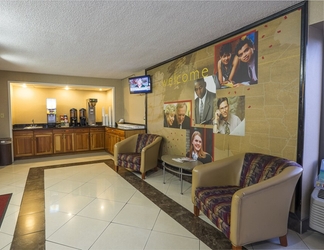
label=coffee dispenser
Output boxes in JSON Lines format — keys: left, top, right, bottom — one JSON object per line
{"left": 79, "top": 108, "right": 86, "bottom": 126}
{"left": 86, "top": 98, "right": 98, "bottom": 126}
{"left": 70, "top": 108, "right": 77, "bottom": 127}
{"left": 46, "top": 98, "right": 56, "bottom": 127}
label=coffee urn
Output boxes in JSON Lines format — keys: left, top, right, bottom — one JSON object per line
{"left": 79, "top": 108, "right": 86, "bottom": 126}
{"left": 70, "top": 108, "right": 77, "bottom": 127}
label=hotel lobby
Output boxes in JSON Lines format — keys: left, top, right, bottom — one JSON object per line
{"left": 1, "top": 1, "right": 324, "bottom": 249}
{"left": 0, "top": 151, "right": 323, "bottom": 250}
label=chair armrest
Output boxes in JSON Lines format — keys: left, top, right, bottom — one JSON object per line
{"left": 191, "top": 153, "right": 245, "bottom": 203}
{"left": 140, "top": 136, "right": 162, "bottom": 173}
{"left": 114, "top": 134, "right": 138, "bottom": 163}
{"left": 230, "top": 166, "right": 303, "bottom": 246}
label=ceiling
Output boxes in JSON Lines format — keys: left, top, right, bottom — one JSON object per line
{"left": 0, "top": 0, "right": 304, "bottom": 81}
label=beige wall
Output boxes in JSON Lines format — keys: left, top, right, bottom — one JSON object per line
{"left": 0, "top": 70, "right": 124, "bottom": 138}
{"left": 309, "top": 0, "right": 324, "bottom": 25}
{"left": 11, "top": 85, "right": 112, "bottom": 125}
{"left": 122, "top": 70, "right": 146, "bottom": 125}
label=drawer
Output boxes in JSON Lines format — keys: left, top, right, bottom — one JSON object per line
{"left": 53, "top": 128, "right": 74, "bottom": 133}
{"left": 105, "top": 128, "right": 125, "bottom": 137}
{"left": 115, "top": 129, "right": 125, "bottom": 137}
{"left": 13, "top": 131, "right": 33, "bottom": 136}
{"left": 34, "top": 130, "right": 53, "bottom": 135}
{"left": 90, "top": 127, "right": 105, "bottom": 132}
{"left": 74, "top": 128, "right": 90, "bottom": 133}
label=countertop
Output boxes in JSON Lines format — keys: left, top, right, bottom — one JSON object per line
{"left": 12, "top": 124, "right": 146, "bottom": 131}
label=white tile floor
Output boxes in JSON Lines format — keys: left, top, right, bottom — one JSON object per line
{"left": 0, "top": 151, "right": 323, "bottom": 250}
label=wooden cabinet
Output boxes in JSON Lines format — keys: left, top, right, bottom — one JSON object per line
{"left": 53, "top": 129, "right": 74, "bottom": 154}
{"left": 13, "top": 131, "right": 34, "bottom": 157}
{"left": 13, "top": 126, "right": 132, "bottom": 158}
{"left": 74, "top": 128, "right": 90, "bottom": 151}
{"left": 90, "top": 127, "right": 105, "bottom": 150}
{"left": 13, "top": 130, "right": 53, "bottom": 157}
{"left": 105, "top": 127, "right": 146, "bottom": 154}
{"left": 34, "top": 130, "right": 53, "bottom": 155}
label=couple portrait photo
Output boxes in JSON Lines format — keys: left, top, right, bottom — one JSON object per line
{"left": 214, "top": 31, "right": 258, "bottom": 89}
{"left": 163, "top": 101, "right": 191, "bottom": 129}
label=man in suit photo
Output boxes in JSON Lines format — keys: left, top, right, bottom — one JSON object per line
{"left": 194, "top": 78, "right": 216, "bottom": 124}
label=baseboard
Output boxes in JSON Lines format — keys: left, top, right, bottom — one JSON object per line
{"left": 288, "top": 213, "right": 309, "bottom": 234}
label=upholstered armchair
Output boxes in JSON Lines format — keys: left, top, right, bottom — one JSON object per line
{"left": 114, "top": 133, "right": 162, "bottom": 179}
{"left": 192, "top": 153, "right": 303, "bottom": 250}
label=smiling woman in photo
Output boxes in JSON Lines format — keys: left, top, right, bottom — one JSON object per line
{"left": 186, "top": 131, "right": 212, "bottom": 164}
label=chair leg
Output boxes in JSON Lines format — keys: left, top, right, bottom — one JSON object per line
{"left": 232, "top": 245, "right": 242, "bottom": 250}
{"left": 115, "top": 165, "right": 119, "bottom": 172}
{"left": 141, "top": 172, "right": 146, "bottom": 179}
{"left": 279, "top": 235, "right": 288, "bottom": 247}
{"left": 194, "top": 205, "right": 200, "bottom": 216}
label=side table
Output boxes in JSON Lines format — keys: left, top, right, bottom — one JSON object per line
{"left": 161, "top": 155, "right": 202, "bottom": 194}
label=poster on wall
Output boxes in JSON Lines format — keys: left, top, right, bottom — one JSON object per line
{"left": 213, "top": 96, "right": 245, "bottom": 136}
{"left": 163, "top": 101, "right": 192, "bottom": 129}
{"left": 214, "top": 31, "right": 258, "bottom": 89}
{"left": 193, "top": 76, "right": 216, "bottom": 126}
{"left": 187, "top": 127, "right": 213, "bottom": 164}
{"left": 147, "top": 6, "right": 303, "bottom": 161}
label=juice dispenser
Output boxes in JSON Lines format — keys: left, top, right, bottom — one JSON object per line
{"left": 46, "top": 98, "right": 56, "bottom": 127}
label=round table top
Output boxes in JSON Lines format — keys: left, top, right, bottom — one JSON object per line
{"left": 161, "top": 154, "right": 202, "bottom": 171}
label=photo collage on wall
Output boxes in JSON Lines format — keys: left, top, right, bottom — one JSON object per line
{"left": 162, "top": 31, "right": 257, "bottom": 162}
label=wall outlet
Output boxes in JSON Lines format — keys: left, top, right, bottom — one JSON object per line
{"left": 0, "top": 113, "right": 4, "bottom": 118}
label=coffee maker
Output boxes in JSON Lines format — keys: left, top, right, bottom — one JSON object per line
{"left": 70, "top": 108, "right": 77, "bottom": 127}
{"left": 79, "top": 108, "right": 86, "bottom": 126}
{"left": 86, "top": 98, "right": 98, "bottom": 126}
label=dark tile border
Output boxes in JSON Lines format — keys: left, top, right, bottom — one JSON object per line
{"left": 10, "top": 159, "right": 232, "bottom": 250}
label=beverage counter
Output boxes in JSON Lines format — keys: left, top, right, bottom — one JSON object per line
{"left": 12, "top": 124, "right": 146, "bottom": 159}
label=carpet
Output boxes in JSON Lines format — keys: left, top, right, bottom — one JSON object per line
{"left": 0, "top": 193, "right": 12, "bottom": 228}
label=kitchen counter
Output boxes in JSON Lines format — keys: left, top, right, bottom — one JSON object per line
{"left": 12, "top": 124, "right": 146, "bottom": 158}
{"left": 12, "top": 124, "right": 146, "bottom": 131}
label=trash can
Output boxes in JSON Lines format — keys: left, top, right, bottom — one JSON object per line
{"left": 0, "top": 138, "right": 12, "bottom": 166}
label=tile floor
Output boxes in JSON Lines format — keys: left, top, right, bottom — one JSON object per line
{"left": 0, "top": 151, "right": 323, "bottom": 250}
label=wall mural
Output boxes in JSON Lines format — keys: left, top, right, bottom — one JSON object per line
{"left": 147, "top": 7, "right": 303, "bottom": 162}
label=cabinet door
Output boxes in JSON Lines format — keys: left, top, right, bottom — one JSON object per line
{"left": 34, "top": 132, "right": 53, "bottom": 155}
{"left": 74, "top": 132, "right": 90, "bottom": 151}
{"left": 109, "top": 133, "right": 121, "bottom": 154}
{"left": 105, "top": 132, "right": 109, "bottom": 152}
{"left": 13, "top": 132, "right": 34, "bottom": 157}
{"left": 64, "top": 133, "right": 74, "bottom": 152}
{"left": 90, "top": 132, "right": 105, "bottom": 150}
{"left": 53, "top": 133, "right": 64, "bottom": 154}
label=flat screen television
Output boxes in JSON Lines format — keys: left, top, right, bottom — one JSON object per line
{"left": 129, "top": 75, "right": 152, "bottom": 94}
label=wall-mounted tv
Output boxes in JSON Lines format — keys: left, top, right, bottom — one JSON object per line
{"left": 129, "top": 75, "right": 152, "bottom": 94}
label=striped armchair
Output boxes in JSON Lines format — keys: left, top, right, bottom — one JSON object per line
{"left": 114, "top": 133, "right": 162, "bottom": 179}
{"left": 192, "top": 153, "right": 303, "bottom": 250}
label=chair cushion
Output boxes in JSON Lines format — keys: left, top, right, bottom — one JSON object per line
{"left": 240, "top": 153, "right": 296, "bottom": 188}
{"left": 194, "top": 185, "right": 240, "bottom": 238}
{"left": 117, "top": 153, "right": 141, "bottom": 171}
{"left": 135, "top": 134, "right": 159, "bottom": 153}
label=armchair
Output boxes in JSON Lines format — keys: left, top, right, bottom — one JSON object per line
{"left": 114, "top": 133, "right": 162, "bottom": 179}
{"left": 192, "top": 153, "right": 303, "bottom": 250}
